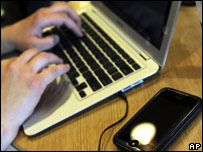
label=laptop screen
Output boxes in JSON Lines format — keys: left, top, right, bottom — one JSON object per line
{"left": 103, "top": 1, "right": 171, "bottom": 50}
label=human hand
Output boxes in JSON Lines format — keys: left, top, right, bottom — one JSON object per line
{"left": 2, "top": 2, "right": 82, "bottom": 52}
{"left": 1, "top": 48, "right": 70, "bottom": 151}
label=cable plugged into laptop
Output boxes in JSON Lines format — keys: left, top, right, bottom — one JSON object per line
{"left": 98, "top": 91, "right": 129, "bottom": 151}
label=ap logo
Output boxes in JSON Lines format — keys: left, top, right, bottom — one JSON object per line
{"left": 189, "top": 143, "right": 201, "bottom": 150}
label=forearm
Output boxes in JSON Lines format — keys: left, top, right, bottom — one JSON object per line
{"left": 1, "top": 26, "right": 16, "bottom": 55}
{"left": 1, "top": 125, "right": 9, "bottom": 151}
{"left": 1, "top": 123, "right": 20, "bottom": 151}
{"left": 1, "top": 102, "right": 20, "bottom": 151}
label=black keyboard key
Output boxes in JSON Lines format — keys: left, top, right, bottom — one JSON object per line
{"left": 80, "top": 82, "right": 88, "bottom": 89}
{"left": 81, "top": 35, "right": 88, "bottom": 42}
{"left": 43, "top": 30, "right": 52, "bottom": 37}
{"left": 107, "top": 67, "right": 118, "bottom": 75}
{"left": 73, "top": 40, "right": 83, "bottom": 47}
{"left": 119, "top": 65, "right": 134, "bottom": 75}
{"left": 60, "top": 25, "right": 69, "bottom": 32}
{"left": 90, "top": 63, "right": 100, "bottom": 71}
{"left": 52, "top": 45, "right": 63, "bottom": 53}
{"left": 83, "top": 54, "right": 92, "bottom": 60}
{"left": 68, "top": 66, "right": 77, "bottom": 74}
{"left": 88, "top": 30, "right": 98, "bottom": 38}
{"left": 112, "top": 72, "right": 123, "bottom": 81}
{"left": 95, "top": 53, "right": 105, "bottom": 60}
{"left": 78, "top": 48, "right": 89, "bottom": 56}
{"left": 84, "top": 26, "right": 92, "bottom": 33}
{"left": 72, "top": 56, "right": 81, "bottom": 63}
{"left": 81, "top": 35, "right": 92, "bottom": 46}
{"left": 65, "top": 47, "right": 74, "bottom": 55}
{"left": 55, "top": 49, "right": 71, "bottom": 65}
{"left": 83, "top": 71, "right": 93, "bottom": 79}
{"left": 76, "top": 82, "right": 87, "bottom": 92}
{"left": 103, "top": 62, "right": 113, "bottom": 70}
{"left": 82, "top": 22, "right": 89, "bottom": 30}
{"left": 99, "top": 57, "right": 109, "bottom": 64}
{"left": 132, "top": 63, "right": 141, "bottom": 70}
{"left": 79, "top": 66, "right": 88, "bottom": 73}
{"left": 68, "top": 72, "right": 80, "bottom": 80}
{"left": 127, "top": 58, "right": 135, "bottom": 65}
{"left": 84, "top": 56, "right": 97, "bottom": 65}
{"left": 91, "top": 49, "right": 101, "bottom": 56}
{"left": 76, "top": 85, "right": 83, "bottom": 92}
{"left": 110, "top": 55, "right": 121, "bottom": 62}
{"left": 100, "top": 43, "right": 110, "bottom": 50}
{"left": 86, "top": 76, "right": 102, "bottom": 91}
{"left": 69, "top": 51, "right": 78, "bottom": 58}
{"left": 98, "top": 74, "right": 113, "bottom": 86}
{"left": 116, "top": 47, "right": 126, "bottom": 55}
{"left": 115, "top": 60, "right": 126, "bottom": 68}
{"left": 103, "top": 46, "right": 115, "bottom": 55}
{"left": 82, "top": 13, "right": 94, "bottom": 24}
{"left": 122, "top": 53, "right": 130, "bottom": 59}
{"left": 96, "top": 40, "right": 107, "bottom": 48}
{"left": 94, "top": 68, "right": 105, "bottom": 76}
{"left": 63, "top": 43, "right": 72, "bottom": 51}
{"left": 75, "top": 61, "right": 84, "bottom": 68}
{"left": 79, "top": 91, "right": 86, "bottom": 98}
{"left": 52, "top": 27, "right": 61, "bottom": 35}
{"left": 71, "top": 79, "right": 78, "bottom": 86}
{"left": 109, "top": 40, "right": 119, "bottom": 49}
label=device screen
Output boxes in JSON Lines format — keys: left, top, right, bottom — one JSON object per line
{"left": 103, "top": 1, "right": 171, "bottom": 49}
{"left": 117, "top": 90, "right": 198, "bottom": 151}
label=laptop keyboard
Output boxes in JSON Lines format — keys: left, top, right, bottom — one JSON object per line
{"left": 44, "top": 13, "right": 141, "bottom": 99}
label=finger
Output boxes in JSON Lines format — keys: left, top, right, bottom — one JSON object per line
{"left": 67, "top": 6, "right": 82, "bottom": 29}
{"left": 39, "top": 13, "right": 83, "bottom": 37}
{"left": 31, "top": 35, "right": 59, "bottom": 51}
{"left": 1, "top": 57, "right": 18, "bottom": 70}
{"left": 47, "top": 2, "right": 82, "bottom": 28}
{"left": 5, "top": 49, "right": 40, "bottom": 68}
{"left": 28, "top": 52, "right": 63, "bottom": 73}
{"left": 37, "top": 64, "right": 70, "bottom": 86}
{"left": 17, "top": 48, "right": 40, "bottom": 63}
{"left": 2, "top": 57, "right": 18, "bottom": 65}
{"left": 66, "top": 5, "right": 82, "bottom": 29}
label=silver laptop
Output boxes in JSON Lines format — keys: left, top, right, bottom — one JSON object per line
{"left": 23, "top": 1, "right": 181, "bottom": 136}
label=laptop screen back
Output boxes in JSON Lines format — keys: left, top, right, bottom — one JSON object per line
{"left": 103, "top": 1, "right": 171, "bottom": 50}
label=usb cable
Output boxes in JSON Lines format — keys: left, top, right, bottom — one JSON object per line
{"left": 98, "top": 91, "right": 129, "bottom": 151}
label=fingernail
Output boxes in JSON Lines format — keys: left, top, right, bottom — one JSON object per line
{"left": 65, "top": 64, "right": 70, "bottom": 70}
{"left": 53, "top": 35, "right": 60, "bottom": 44}
{"left": 78, "top": 30, "right": 83, "bottom": 37}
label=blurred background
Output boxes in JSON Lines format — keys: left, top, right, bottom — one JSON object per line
{"left": 1, "top": 1, "right": 201, "bottom": 28}
{"left": 1, "top": 1, "right": 58, "bottom": 27}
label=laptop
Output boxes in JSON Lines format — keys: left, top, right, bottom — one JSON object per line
{"left": 23, "top": 1, "right": 181, "bottom": 136}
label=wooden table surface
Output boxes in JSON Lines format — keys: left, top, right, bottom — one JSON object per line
{"left": 14, "top": 2, "right": 202, "bottom": 151}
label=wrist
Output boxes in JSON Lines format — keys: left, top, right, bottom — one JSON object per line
{"left": 1, "top": 124, "right": 9, "bottom": 151}
{"left": 1, "top": 120, "right": 20, "bottom": 151}
{"left": 1, "top": 25, "right": 17, "bottom": 53}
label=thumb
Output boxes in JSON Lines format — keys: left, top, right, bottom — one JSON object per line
{"left": 33, "top": 35, "right": 60, "bottom": 51}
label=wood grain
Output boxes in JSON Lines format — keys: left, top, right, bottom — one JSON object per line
{"left": 14, "top": 2, "right": 202, "bottom": 151}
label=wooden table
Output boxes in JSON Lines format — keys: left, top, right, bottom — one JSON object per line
{"left": 14, "top": 2, "right": 202, "bottom": 151}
